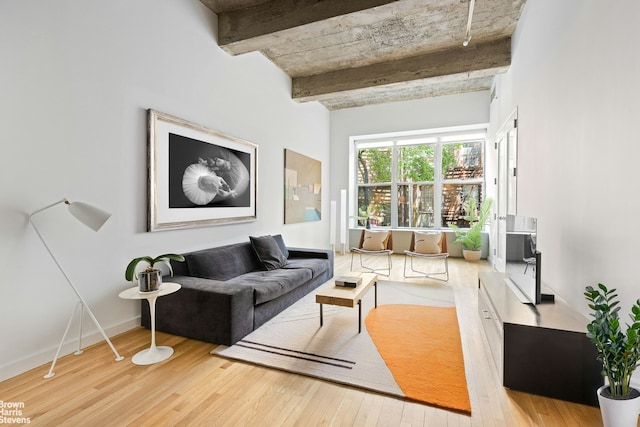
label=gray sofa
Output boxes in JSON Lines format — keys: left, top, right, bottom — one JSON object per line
{"left": 141, "top": 235, "right": 334, "bottom": 345}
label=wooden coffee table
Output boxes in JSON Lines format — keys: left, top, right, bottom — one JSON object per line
{"left": 315, "top": 272, "right": 378, "bottom": 333}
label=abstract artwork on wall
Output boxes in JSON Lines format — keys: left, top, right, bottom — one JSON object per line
{"left": 284, "top": 149, "right": 321, "bottom": 224}
{"left": 148, "top": 109, "right": 257, "bottom": 231}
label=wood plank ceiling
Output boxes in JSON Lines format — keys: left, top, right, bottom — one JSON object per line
{"left": 200, "top": 0, "right": 527, "bottom": 110}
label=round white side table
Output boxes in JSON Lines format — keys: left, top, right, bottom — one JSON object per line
{"left": 118, "top": 282, "right": 181, "bottom": 365}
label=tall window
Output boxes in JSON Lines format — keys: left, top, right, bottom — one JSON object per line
{"left": 353, "top": 128, "right": 485, "bottom": 229}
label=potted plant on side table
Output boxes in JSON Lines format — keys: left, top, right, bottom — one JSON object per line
{"left": 125, "top": 253, "right": 185, "bottom": 293}
{"left": 585, "top": 283, "right": 640, "bottom": 427}
{"left": 448, "top": 197, "right": 493, "bottom": 261}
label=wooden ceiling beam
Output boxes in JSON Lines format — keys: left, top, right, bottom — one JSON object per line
{"left": 213, "top": 0, "right": 400, "bottom": 55}
{"left": 292, "top": 37, "right": 511, "bottom": 103}
{"left": 315, "top": 76, "right": 495, "bottom": 110}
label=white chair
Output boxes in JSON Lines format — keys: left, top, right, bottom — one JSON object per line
{"left": 351, "top": 229, "right": 393, "bottom": 276}
{"left": 403, "top": 231, "right": 449, "bottom": 281}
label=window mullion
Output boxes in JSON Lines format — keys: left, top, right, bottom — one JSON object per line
{"left": 434, "top": 140, "right": 443, "bottom": 229}
{"left": 391, "top": 142, "right": 398, "bottom": 228}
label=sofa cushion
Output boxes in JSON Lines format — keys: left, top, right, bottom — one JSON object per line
{"left": 282, "top": 258, "right": 329, "bottom": 278}
{"left": 250, "top": 235, "right": 289, "bottom": 270}
{"left": 227, "top": 268, "right": 312, "bottom": 304}
{"left": 186, "top": 243, "right": 263, "bottom": 281}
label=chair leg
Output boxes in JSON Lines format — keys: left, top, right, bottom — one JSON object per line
{"left": 403, "top": 255, "right": 449, "bottom": 282}
{"left": 444, "top": 257, "right": 449, "bottom": 282}
{"left": 352, "top": 252, "right": 391, "bottom": 277}
{"left": 403, "top": 255, "right": 409, "bottom": 278}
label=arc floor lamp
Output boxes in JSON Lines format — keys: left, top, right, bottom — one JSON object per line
{"left": 30, "top": 198, "right": 124, "bottom": 379}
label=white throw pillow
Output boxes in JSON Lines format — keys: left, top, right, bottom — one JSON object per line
{"left": 362, "top": 230, "right": 390, "bottom": 251}
{"left": 413, "top": 231, "right": 442, "bottom": 254}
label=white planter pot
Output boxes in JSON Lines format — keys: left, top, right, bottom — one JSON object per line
{"left": 462, "top": 249, "right": 481, "bottom": 261}
{"left": 598, "top": 385, "right": 640, "bottom": 427}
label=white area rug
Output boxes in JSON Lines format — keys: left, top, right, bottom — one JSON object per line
{"left": 212, "top": 280, "right": 455, "bottom": 400}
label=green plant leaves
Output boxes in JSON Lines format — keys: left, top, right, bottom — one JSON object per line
{"left": 125, "top": 253, "right": 185, "bottom": 282}
{"left": 448, "top": 197, "right": 493, "bottom": 250}
{"left": 585, "top": 283, "right": 640, "bottom": 397}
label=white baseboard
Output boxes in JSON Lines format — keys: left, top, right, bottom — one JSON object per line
{"left": 0, "top": 317, "right": 140, "bottom": 382}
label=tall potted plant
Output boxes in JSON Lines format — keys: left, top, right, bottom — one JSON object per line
{"left": 448, "top": 197, "right": 492, "bottom": 261}
{"left": 584, "top": 283, "right": 640, "bottom": 427}
{"left": 125, "top": 253, "right": 185, "bottom": 292}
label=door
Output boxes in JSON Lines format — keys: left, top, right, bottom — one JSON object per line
{"left": 495, "top": 109, "right": 518, "bottom": 272}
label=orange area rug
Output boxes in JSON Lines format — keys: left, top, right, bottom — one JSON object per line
{"left": 365, "top": 304, "right": 471, "bottom": 413}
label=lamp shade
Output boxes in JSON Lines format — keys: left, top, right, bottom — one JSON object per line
{"left": 67, "top": 201, "right": 111, "bottom": 232}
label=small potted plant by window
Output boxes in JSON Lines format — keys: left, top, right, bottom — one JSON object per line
{"left": 352, "top": 205, "right": 383, "bottom": 229}
{"left": 125, "top": 253, "right": 185, "bottom": 293}
{"left": 584, "top": 283, "right": 640, "bottom": 427}
{"left": 448, "top": 197, "right": 492, "bottom": 261}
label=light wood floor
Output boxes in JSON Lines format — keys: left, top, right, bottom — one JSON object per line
{"left": 1, "top": 254, "right": 607, "bottom": 426}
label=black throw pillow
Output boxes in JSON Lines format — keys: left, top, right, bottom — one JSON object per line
{"left": 249, "top": 235, "right": 288, "bottom": 270}
{"left": 271, "top": 234, "right": 290, "bottom": 259}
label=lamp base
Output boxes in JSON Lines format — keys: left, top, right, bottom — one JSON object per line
{"left": 42, "top": 300, "right": 124, "bottom": 379}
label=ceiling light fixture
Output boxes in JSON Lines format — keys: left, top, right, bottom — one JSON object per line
{"left": 463, "top": 0, "right": 475, "bottom": 47}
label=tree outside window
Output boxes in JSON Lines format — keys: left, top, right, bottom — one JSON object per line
{"left": 354, "top": 132, "right": 485, "bottom": 229}
{"left": 357, "top": 146, "right": 391, "bottom": 227}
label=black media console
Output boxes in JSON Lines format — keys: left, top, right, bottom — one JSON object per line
{"left": 478, "top": 271, "right": 602, "bottom": 406}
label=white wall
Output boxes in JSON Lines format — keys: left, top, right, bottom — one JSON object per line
{"left": 0, "top": 0, "right": 329, "bottom": 380}
{"left": 490, "top": 0, "right": 640, "bottom": 319}
{"left": 329, "top": 92, "right": 492, "bottom": 248}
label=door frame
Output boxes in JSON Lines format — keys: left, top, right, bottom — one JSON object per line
{"left": 494, "top": 108, "right": 518, "bottom": 272}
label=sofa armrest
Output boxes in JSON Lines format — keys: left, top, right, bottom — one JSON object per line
{"left": 287, "top": 247, "right": 332, "bottom": 260}
{"left": 287, "top": 247, "right": 334, "bottom": 279}
{"left": 141, "top": 275, "right": 254, "bottom": 345}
